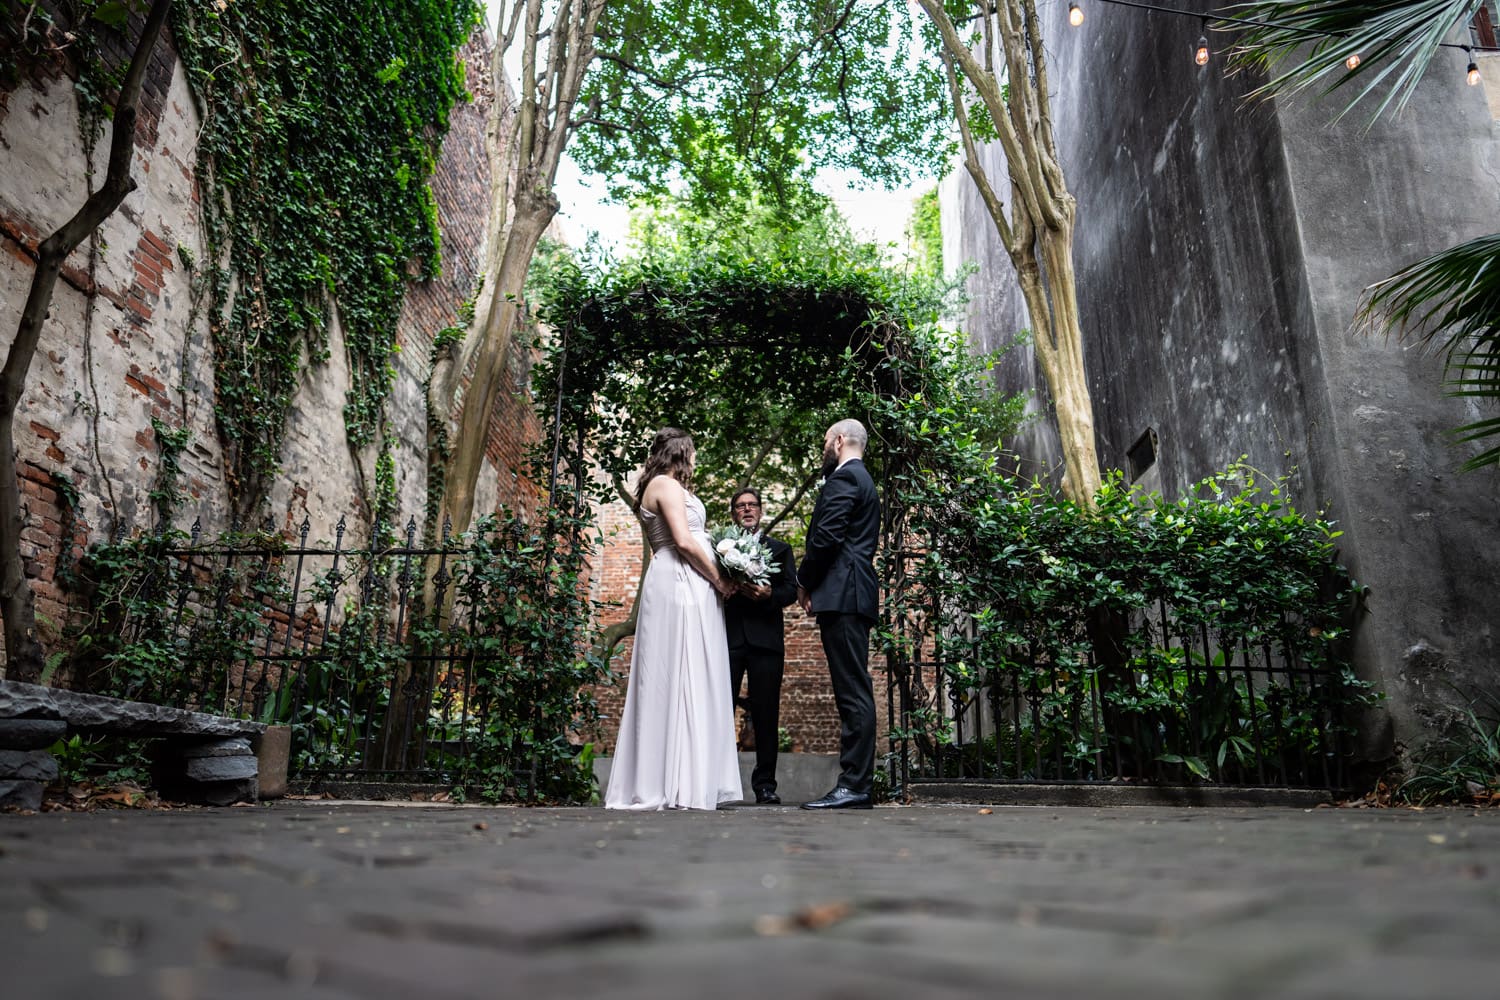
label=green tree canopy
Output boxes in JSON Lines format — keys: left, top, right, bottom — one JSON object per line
{"left": 572, "top": 0, "right": 953, "bottom": 207}
{"left": 435, "top": 0, "right": 958, "bottom": 543}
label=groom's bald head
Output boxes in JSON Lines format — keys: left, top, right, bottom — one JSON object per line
{"left": 828, "top": 419, "right": 867, "bottom": 453}
{"left": 821, "top": 419, "right": 866, "bottom": 478}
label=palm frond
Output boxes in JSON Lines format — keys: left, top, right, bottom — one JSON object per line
{"left": 1226, "top": 0, "right": 1481, "bottom": 122}
{"left": 1357, "top": 232, "right": 1500, "bottom": 470}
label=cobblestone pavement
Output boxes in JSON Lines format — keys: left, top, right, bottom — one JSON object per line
{"left": 3, "top": 800, "right": 1499, "bottom": 999}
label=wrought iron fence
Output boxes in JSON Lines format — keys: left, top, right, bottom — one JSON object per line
{"left": 883, "top": 549, "right": 1357, "bottom": 791}
{"left": 75, "top": 508, "right": 600, "bottom": 800}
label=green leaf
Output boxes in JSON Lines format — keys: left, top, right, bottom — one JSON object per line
{"left": 92, "top": 2, "right": 132, "bottom": 27}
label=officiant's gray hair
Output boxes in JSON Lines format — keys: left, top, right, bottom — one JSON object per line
{"left": 831, "top": 418, "right": 867, "bottom": 452}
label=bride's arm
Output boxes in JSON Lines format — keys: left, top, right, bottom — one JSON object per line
{"left": 645, "top": 477, "right": 734, "bottom": 596}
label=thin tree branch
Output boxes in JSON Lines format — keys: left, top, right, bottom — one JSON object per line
{"left": 1, "top": 0, "right": 172, "bottom": 683}
{"left": 917, "top": 0, "right": 1047, "bottom": 229}
{"left": 940, "top": 48, "right": 1015, "bottom": 253}
{"left": 736, "top": 425, "right": 787, "bottom": 493}
{"left": 763, "top": 465, "right": 821, "bottom": 537}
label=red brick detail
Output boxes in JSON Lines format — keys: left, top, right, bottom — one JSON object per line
{"left": 124, "top": 363, "right": 173, "bottom": 410}
{"left": 7, "top": 463, "right": 82, "bottom": 639}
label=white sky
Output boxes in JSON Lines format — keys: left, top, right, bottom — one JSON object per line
{"left": 549, "top": 160, "right": 922, "bottom": 253}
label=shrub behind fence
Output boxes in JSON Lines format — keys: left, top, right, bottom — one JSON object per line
{"left": 65, "top": 507, "right": 603, "bottom": 802}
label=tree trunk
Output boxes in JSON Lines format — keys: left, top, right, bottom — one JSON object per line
{"left": 438, "top": 193, "right": 556, "bottom": 539}
{"left": 1036, "top": 221, "right": 1103, "bottom": 504}
{"left": 0, "top": 0, "right": 172, "bottom": 682}
{"left": 919, "top": 0, "right": 1104, "bottom": 509}
{"left": 377, "top": 194, "right": 554, "bottom": 768}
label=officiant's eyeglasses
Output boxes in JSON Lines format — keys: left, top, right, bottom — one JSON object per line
{"left": 732, "top": 501, "right": 761, "bottom": 511}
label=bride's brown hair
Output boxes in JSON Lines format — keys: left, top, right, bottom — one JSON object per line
{"left": 634, "top": 427, "right": 695, "bottom": 510}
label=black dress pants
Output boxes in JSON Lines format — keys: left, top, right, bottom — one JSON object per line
{"left": 817, "top": 611, "right": 875, "bottom": 795}
{"left": 729, "top": 647, "right": 783, "bottom": 793}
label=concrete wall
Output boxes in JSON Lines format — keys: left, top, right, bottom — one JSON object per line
{"left": 942, "top": 5, "right": 1500, "bottom": 756}
{"left": 1274, "top": 39, "right": 1500, "bottom": 748}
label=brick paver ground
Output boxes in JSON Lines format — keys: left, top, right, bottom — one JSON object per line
{"left": 3, "top": 800, "right": 1498, "bottom": 999}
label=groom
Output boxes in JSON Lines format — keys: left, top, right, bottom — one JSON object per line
{"left": 797, "top": 418, "right": 880, "bottom": 810}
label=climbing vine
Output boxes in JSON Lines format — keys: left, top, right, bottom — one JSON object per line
{"left": 1, "top": 3, "right": 122, "bottom": 125}
{"left": 169, "top": 0, "right": 479, "bottom": 515}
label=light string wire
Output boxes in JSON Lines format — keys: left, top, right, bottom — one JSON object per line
{"left": 1078, "top": 0, "right": 1500, "bottom": 54}
{"left": 1054, "top": 0, "right": 1500, "bottom": 79}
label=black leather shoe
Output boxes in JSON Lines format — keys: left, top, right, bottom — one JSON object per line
{"left": 800, "top": 786, "right": 872, "bottom": 810}
{"left": 755, "top": 788, "right": 781, "bottom": 805}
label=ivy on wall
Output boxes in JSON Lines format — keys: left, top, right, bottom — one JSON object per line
{"left": 170, "top": 0, "right": 479, "bottom": 516}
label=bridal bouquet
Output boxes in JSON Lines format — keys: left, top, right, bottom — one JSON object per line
{"left": 709, "top": 525, "right": 779, "bottom": 588}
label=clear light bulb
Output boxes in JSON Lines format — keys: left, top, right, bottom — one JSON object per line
{"left": 1195, "top": 37, "right": 1210, "bottom": 67}
{"left": 1345, "top": 53, "right": 1361, "bottom": 71}
{"left": 1069, "top": 2, "right": 1084, "bottom": 26}
{"left": 1468, "top": 61, "right": 1482, "bottom": 86}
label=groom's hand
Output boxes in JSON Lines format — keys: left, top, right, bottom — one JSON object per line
{"left": 797, "top": 586, "right": 811, "bottom": 613}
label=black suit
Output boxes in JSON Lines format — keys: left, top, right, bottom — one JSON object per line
{"left": 797, "top": 458, "right": 880, "bottom": 795}
{"left": 724, "top": 533, "right": 797, "bottom": 794}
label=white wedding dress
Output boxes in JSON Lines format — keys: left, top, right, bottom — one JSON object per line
{"left": 605, "top": 492, "right": 744, "bottom": 810}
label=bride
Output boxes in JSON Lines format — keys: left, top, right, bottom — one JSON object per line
{"left": 604, "top": 427, "right": 744, "bottom": 810}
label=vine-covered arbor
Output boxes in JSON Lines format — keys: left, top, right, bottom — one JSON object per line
{"left": 532, "top": 252, "right": 940, "bottom": 514}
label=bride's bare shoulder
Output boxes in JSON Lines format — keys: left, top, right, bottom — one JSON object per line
{"left": 641, "top": 474, "right": 684, "bottom": 514}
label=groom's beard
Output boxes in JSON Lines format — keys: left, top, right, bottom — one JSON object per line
{"left": 820, "top": 449, "right": 838, "bottom": 480}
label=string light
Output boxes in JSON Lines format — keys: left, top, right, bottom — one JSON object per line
{"left": 1068, "top": 0, "right": 1499, "bottom": 88}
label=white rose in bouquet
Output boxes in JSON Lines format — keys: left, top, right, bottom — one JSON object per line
{"left": 708, "top": 524, "right": 779, "bottom": 587}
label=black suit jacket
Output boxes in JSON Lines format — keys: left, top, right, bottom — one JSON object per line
{"left": 724, "top": 534, "right": 798, "bottom": 654}
{"left": 797, "top": 458, "right": 880, "bottom": 622}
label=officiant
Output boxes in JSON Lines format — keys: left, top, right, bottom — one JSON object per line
{"left": 723, "top": 488, "right": 799, "bottom": 804}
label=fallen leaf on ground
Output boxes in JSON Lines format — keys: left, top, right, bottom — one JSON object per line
{"left": 795, "top": 900, "right": 853, "bottom": 930}
{"left": 41, "top": 781, "right": 178, "bottom": 812}
{"left": 753, "top": 900, "right": 855, "bottom": 937}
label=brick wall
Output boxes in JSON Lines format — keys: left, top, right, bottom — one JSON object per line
{"left": 0, "top": 25, "right": 541, "bottom": 670}
{"left": 384, "top": 33, "right": 543, "bottom": 530}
